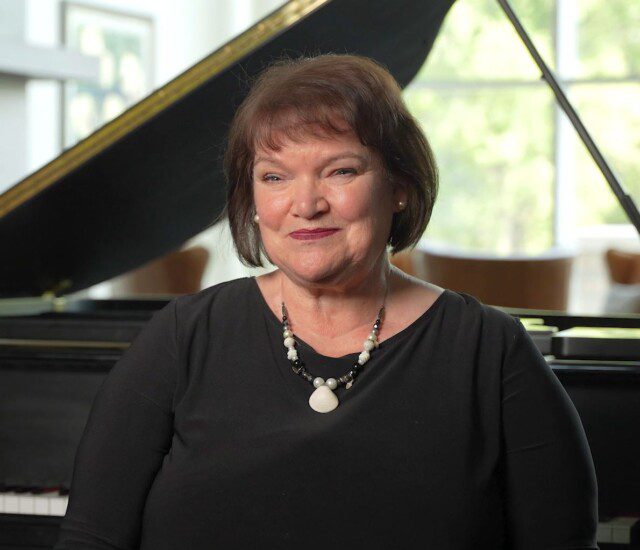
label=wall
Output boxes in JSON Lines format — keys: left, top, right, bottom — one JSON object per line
{"left": 0, "top": 0, "right": 28, "bottom": 191}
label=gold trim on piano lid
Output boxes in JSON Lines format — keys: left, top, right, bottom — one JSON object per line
{"left": 0, "top": 0, "right": 329, "bottom": 219}
{"left": 0, "top": 338, "right": 129, "bottom": 350}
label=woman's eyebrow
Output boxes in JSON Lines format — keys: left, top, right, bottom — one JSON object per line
{"left": 322, "top": 153, "right": 368, "bottom": 165}
{"left": 254, "top": 152, "right": 368, "bottom": 167}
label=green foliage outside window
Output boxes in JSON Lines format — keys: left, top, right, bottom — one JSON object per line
{"left": 404, "top": 0, "right": 640, "bottom": 254}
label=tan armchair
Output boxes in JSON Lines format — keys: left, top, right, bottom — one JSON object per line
{"left": 602, "top": 248, "right": 640, "bottom": 313}
{"left": 110, "top": 245, "right": 210, "bottom": 296}
{"left": 393, "top": 246, "right": 574, "bottom": 310}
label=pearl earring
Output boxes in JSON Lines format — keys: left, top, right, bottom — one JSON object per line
{"left": 397, "top": 201, "right": 406, "bottom": 211}
{"left": 253, "top": 213, "right": 260, "bottom": 223}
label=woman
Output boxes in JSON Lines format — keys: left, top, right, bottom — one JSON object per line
{"left": 56, "top": 54, "right": 598, "bottom": 549}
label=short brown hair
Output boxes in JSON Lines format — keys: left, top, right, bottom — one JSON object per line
{"left": 222, "top": 53, "right": 438, "bottom": 267}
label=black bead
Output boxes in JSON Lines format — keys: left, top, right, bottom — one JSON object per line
{"left": 290, "top": 360, "right": 305, "bottom": 374}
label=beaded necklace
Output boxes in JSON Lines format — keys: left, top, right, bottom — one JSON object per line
{"left": 280, "top": 277, "right": 389, "bottom": 413}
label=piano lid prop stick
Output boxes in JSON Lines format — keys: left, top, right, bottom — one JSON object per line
{"left": 495, "top": 0, "right": 640, "bottom": 239}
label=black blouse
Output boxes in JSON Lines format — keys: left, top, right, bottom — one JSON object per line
{"left": 55, "top": 276, "right": 598, "bottom": 549}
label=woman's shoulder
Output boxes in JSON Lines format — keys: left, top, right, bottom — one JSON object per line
{"left": 386, "top": 267, "right": 520, "bottom": 341}
{"left": 441, "top": 286, "right": 522, "bottom": 346}
{"left": 171, "top": 276, "right": 255, "bottom": 321}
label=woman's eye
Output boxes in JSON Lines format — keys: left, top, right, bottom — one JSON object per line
{"left": 333, "top": 167, "right": 357, "bottom": 176}
{"left": 262, "top": 174, "right": 281, "bottom": 182}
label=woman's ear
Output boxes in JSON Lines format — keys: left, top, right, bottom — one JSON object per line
{"left": 392, "top": 178, "right": 409, "bottom": 213}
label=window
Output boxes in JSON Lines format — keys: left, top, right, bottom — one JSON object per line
{"left": 62, "top": 2, "right": 153, "bottom": 148}
{"left": 404, "top": 0, "right": 640, "bottom": 255}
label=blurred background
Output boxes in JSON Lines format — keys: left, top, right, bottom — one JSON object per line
{"left": 1, "top": 0, "right": 639, "bottom": 314}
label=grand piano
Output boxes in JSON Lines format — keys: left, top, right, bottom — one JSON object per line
{"left": 1, "top": 0, "right": 639, "bottom": 548}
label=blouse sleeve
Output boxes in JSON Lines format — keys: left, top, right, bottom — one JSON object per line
{"left": 54, "top": 300, "right": 178, "bottom": 550}
{"left": 501, "top": 317, "right": 599, "bottom": 550}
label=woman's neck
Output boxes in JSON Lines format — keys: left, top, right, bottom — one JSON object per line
{"left": 276, "top": 259, "right": 395, "bottom": 341}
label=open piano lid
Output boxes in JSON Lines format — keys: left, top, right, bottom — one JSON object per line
{"left": 0, "top": 0, "right": 455, "bottom": 299}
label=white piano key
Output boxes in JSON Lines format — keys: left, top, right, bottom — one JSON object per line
{"left": 49, "top": 495, "right": 68, "bottom": 517}
{"left": 4, "top": 492, "right": 20, "bottom": 514}
{"left": 611, "top": 517, "right": 639, "bottom": 544}
{"left": 18, "top": 494, "right": 35, "bottom": 514}
{"left": 0, "top": 491, "right": 69, "bottom": 516}
{"left": 34, "top": 495, "right": 50, "bottom": 515}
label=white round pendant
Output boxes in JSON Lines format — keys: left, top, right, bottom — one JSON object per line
{"left": 309, "top": 385, "right": 339, "bottom": 413}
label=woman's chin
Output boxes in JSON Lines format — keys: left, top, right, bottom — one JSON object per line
{"left": 290, "top": 267, "right": 336, "bottom": 284}
{"left": 281, "top": 260, "right": 345, "bottom": 285}
{"left": 269, "top": 246, "right": 369, "bottom": 284}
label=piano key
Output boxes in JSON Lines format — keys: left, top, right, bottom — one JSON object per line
{"left": 0, "top": 490, "right": 68, "bottom": 516}
{"left": 3, "top": 492, "right": 19, "bottom": 514}
{"left": 33, "top": 495, "right": 50, "bottom": 515}
{"left": 49, "top": 495, "right": 68, "bottom": 516}
{"left": 18, "top": 494, "right": 35, "bottom": 514}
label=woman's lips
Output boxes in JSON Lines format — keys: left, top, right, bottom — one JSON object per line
{"left": 289, "top": 228, "right": 340, "bottom": 240}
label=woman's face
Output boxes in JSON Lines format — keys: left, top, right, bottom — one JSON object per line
{"left": 252, "top": 129, "right": 407, "bottom": 286}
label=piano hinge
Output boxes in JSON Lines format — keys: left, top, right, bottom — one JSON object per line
{"left": 43, "top": 279, "right": 72, "bottom": 312}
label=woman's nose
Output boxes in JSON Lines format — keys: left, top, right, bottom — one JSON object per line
{"left": 291, "top": 177, "right": 329, "bottom": 218}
